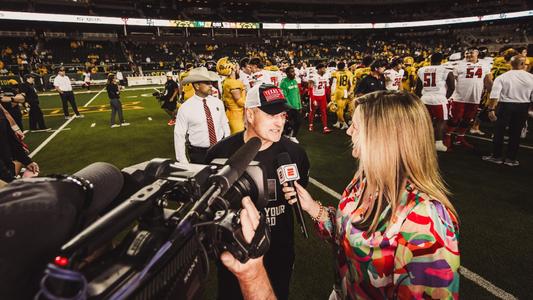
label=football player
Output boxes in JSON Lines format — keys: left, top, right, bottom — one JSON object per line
{"left": 249, "top": 57, "right": 276, "bottom": 87}
{"left": 353, "top": 55, "right": 373, "bottom": 91}
{"left": 179, "top": 63, "right": 195, "bottom": 101}
{"left": 217, "top": 57, "right": 246, "bottom": 134}
{"left": 238, "top": 57, "right": 253, "bottom": 91}
{"left": 445, "top": 47, "right": 493, "bottom": 150}
{"left": 330, "top": 62, "right": 353, "bottom": 129}
{"left": 416, "top": 53, "right": 455, "bottom": 152}
{"left": 384, "top": 57, "right": 404, "bottom": 91}
{"left": 402, "top": 56, "right": 417, "bottom": 92}
{"left": 307, "top": 63, "right": 332, "bottom": 134}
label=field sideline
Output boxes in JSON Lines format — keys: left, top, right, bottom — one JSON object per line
{"left": 19, "top": 87, "right": 533, "bottom": 299}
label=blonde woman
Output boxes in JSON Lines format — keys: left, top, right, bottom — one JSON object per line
{"left": 283, "top": 90, "right": 460, "bottom": 299}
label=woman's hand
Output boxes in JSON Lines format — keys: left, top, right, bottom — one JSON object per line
{"left": 282, "top": 181, "right": 317, "bottom": 213}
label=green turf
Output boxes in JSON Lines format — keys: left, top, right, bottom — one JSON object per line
{"left": 21, "top": 89, "right": 532, "bottom": 299}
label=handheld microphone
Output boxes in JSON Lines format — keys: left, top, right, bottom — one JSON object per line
{"left": 276, "top": 152, "right": 308, "bottom": 238}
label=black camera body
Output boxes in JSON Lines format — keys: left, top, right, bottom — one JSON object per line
{"left": 35, "top": 156, "right": 270, "bottom": 300}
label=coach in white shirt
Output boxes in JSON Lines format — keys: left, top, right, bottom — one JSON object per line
{"left": 53, "top": 67, "right": 82, "bottom": 119}
{"left": 483, "top": 55, "right": 533, "bottom": 166}
{"left": 174, "top": 67, "right": 230, "bottom": 163}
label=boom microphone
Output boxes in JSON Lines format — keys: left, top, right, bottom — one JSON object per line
{"left": 276, "top": 152, "right": 309, "bottom": 238}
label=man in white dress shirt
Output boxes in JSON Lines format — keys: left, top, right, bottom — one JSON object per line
{"left": 174, "top": 67, "right": 230, "bottom": 163}
{"left": 53, "top": 66, "right": 83, "bottom": 119}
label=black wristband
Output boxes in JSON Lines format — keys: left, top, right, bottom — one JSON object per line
{"left": 488, "top": 108, "right": 495, "bottom": 112}
{"left": 10, "top": 97, "right": 14, "bottom": 102}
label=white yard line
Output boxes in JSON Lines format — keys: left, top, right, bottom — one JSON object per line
{"left": 29, "top": 119, "right": 74, "bottom": 158}
{"left": 308, "top": 176, "right": 518, "bottom": 300}
{"left": 459, "top": 267, "right": 518, "bottom": 300}
{"left": 29, "top": 89, "right": 106, "bottom": 158}
{"left": 83, "top": 87, "right": 106, "bottom": 107}
{"left": 466, "top": 134, "right": 533, "bottom": 150}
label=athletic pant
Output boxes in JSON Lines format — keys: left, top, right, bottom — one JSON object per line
{"left": 60, "top": 91, "right": 80, "bottom": 117}
{"left": 28, "top": 102, "right": 47, "bottom": 130}
{"left": 310, "top": 95, "right": 328, "bottom": 128}
{"left": 286, "top": 108, "right": 302, "bottom": 137}
{"left": 110, "top": 98, "right": 124, "bottom": 125}
{"left": 492, "top": 102, "right": 529, "bottom": 160}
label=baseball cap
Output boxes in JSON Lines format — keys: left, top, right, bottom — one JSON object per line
{"left": 245, "top": 83, "right": 290, "bottom": 115}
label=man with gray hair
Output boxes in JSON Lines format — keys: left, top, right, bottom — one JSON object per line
{"left": 483, "top": 55, "right": 533, "bottom": 166}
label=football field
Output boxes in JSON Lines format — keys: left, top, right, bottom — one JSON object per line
{"left": 22, "top": 87, "right": 533, "bottom": 299}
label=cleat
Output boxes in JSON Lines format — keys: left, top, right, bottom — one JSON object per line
{"left": 323, "top": 127, "right": 332, "bottom": 134}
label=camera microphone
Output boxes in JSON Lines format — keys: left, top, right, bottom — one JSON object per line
{"left": 276, "top": 152, "right": 309, "bottom": 238}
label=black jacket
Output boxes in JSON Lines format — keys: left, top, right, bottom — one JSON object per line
{"left": 106, "top": 83, "right": 120, "bottom": 99}
{"left": 0, "top": 110, "right": 32, "bottom": 182}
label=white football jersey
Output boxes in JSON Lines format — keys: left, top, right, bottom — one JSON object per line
{"left": 417, "top": 65, "right": 451, "bottom": 105}
{"left": 239, "top": 70, "right": 253, "bottom": 91}
{"left": 479, "top": 57, "right": 494, "bottom": 69}
{"left": 308, "top": 73, "right": 330, "bottom": 97}
{"left": 250, "top": 70, "right": 274, "bottom": 88}
{"left": 271, "top": 70, "right": 284, "bottom": 87}
{"left": 384, "top": 68, "right": 404, "bottom": 91}
{"left": 451, "top": 60, "right": 491, "bottom": 104}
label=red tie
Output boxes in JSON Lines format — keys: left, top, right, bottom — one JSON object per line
{"left": 203, "top": 98, "right": 217, "bottom": 146}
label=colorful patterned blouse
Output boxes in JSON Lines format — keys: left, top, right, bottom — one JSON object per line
{"left": 316, "top": 177, "right": 460, "bottom": 299}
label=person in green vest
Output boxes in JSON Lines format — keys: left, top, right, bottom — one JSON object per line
{"left": 279, "top": 66, "right": 302, "bottom": 143}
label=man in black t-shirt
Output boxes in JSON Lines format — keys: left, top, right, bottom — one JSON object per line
{"left": 205, "top": 83, "right": 310, "bottom": 300}
{"left": 355, "top": 59, "right": 387, "bottom": 96}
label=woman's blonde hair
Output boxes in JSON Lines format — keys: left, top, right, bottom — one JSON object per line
{"left": 353, "top": 91, "right": 457, "bottom": 232}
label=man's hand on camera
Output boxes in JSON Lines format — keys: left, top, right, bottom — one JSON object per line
{"left": 220, "top": 197, "right": 276, "bottom": 300}
{"left": 220, "top": 196, "right": 263, "bottom": 280}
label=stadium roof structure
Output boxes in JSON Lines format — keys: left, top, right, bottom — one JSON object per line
{"left": 1, "top": 0, "right": 531, "bottom": 23}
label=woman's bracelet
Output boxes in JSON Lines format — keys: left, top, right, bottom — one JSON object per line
{"left": 311, "top": 201, "right": 326, "bottom": 222}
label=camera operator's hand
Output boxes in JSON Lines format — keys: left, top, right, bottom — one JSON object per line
{"left": 26, "top": 162, "right": 39, "bottom": 174}
{"left": 220, "top": 197, "right": 276, "bottom": 300}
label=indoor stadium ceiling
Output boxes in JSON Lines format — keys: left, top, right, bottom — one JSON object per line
{"left": 2, "top": 0, "right": 529, "bottom": 23}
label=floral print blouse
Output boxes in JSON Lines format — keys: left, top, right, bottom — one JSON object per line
{"left": 316, "top": 177, "right": 460, "bottom": 299}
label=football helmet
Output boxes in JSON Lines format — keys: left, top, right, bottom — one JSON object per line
{"left": 216, "top": 57, "right": 234, "bottom": 76}
{"left": 403, "top": 56, "right": 414, "bottom": 66}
